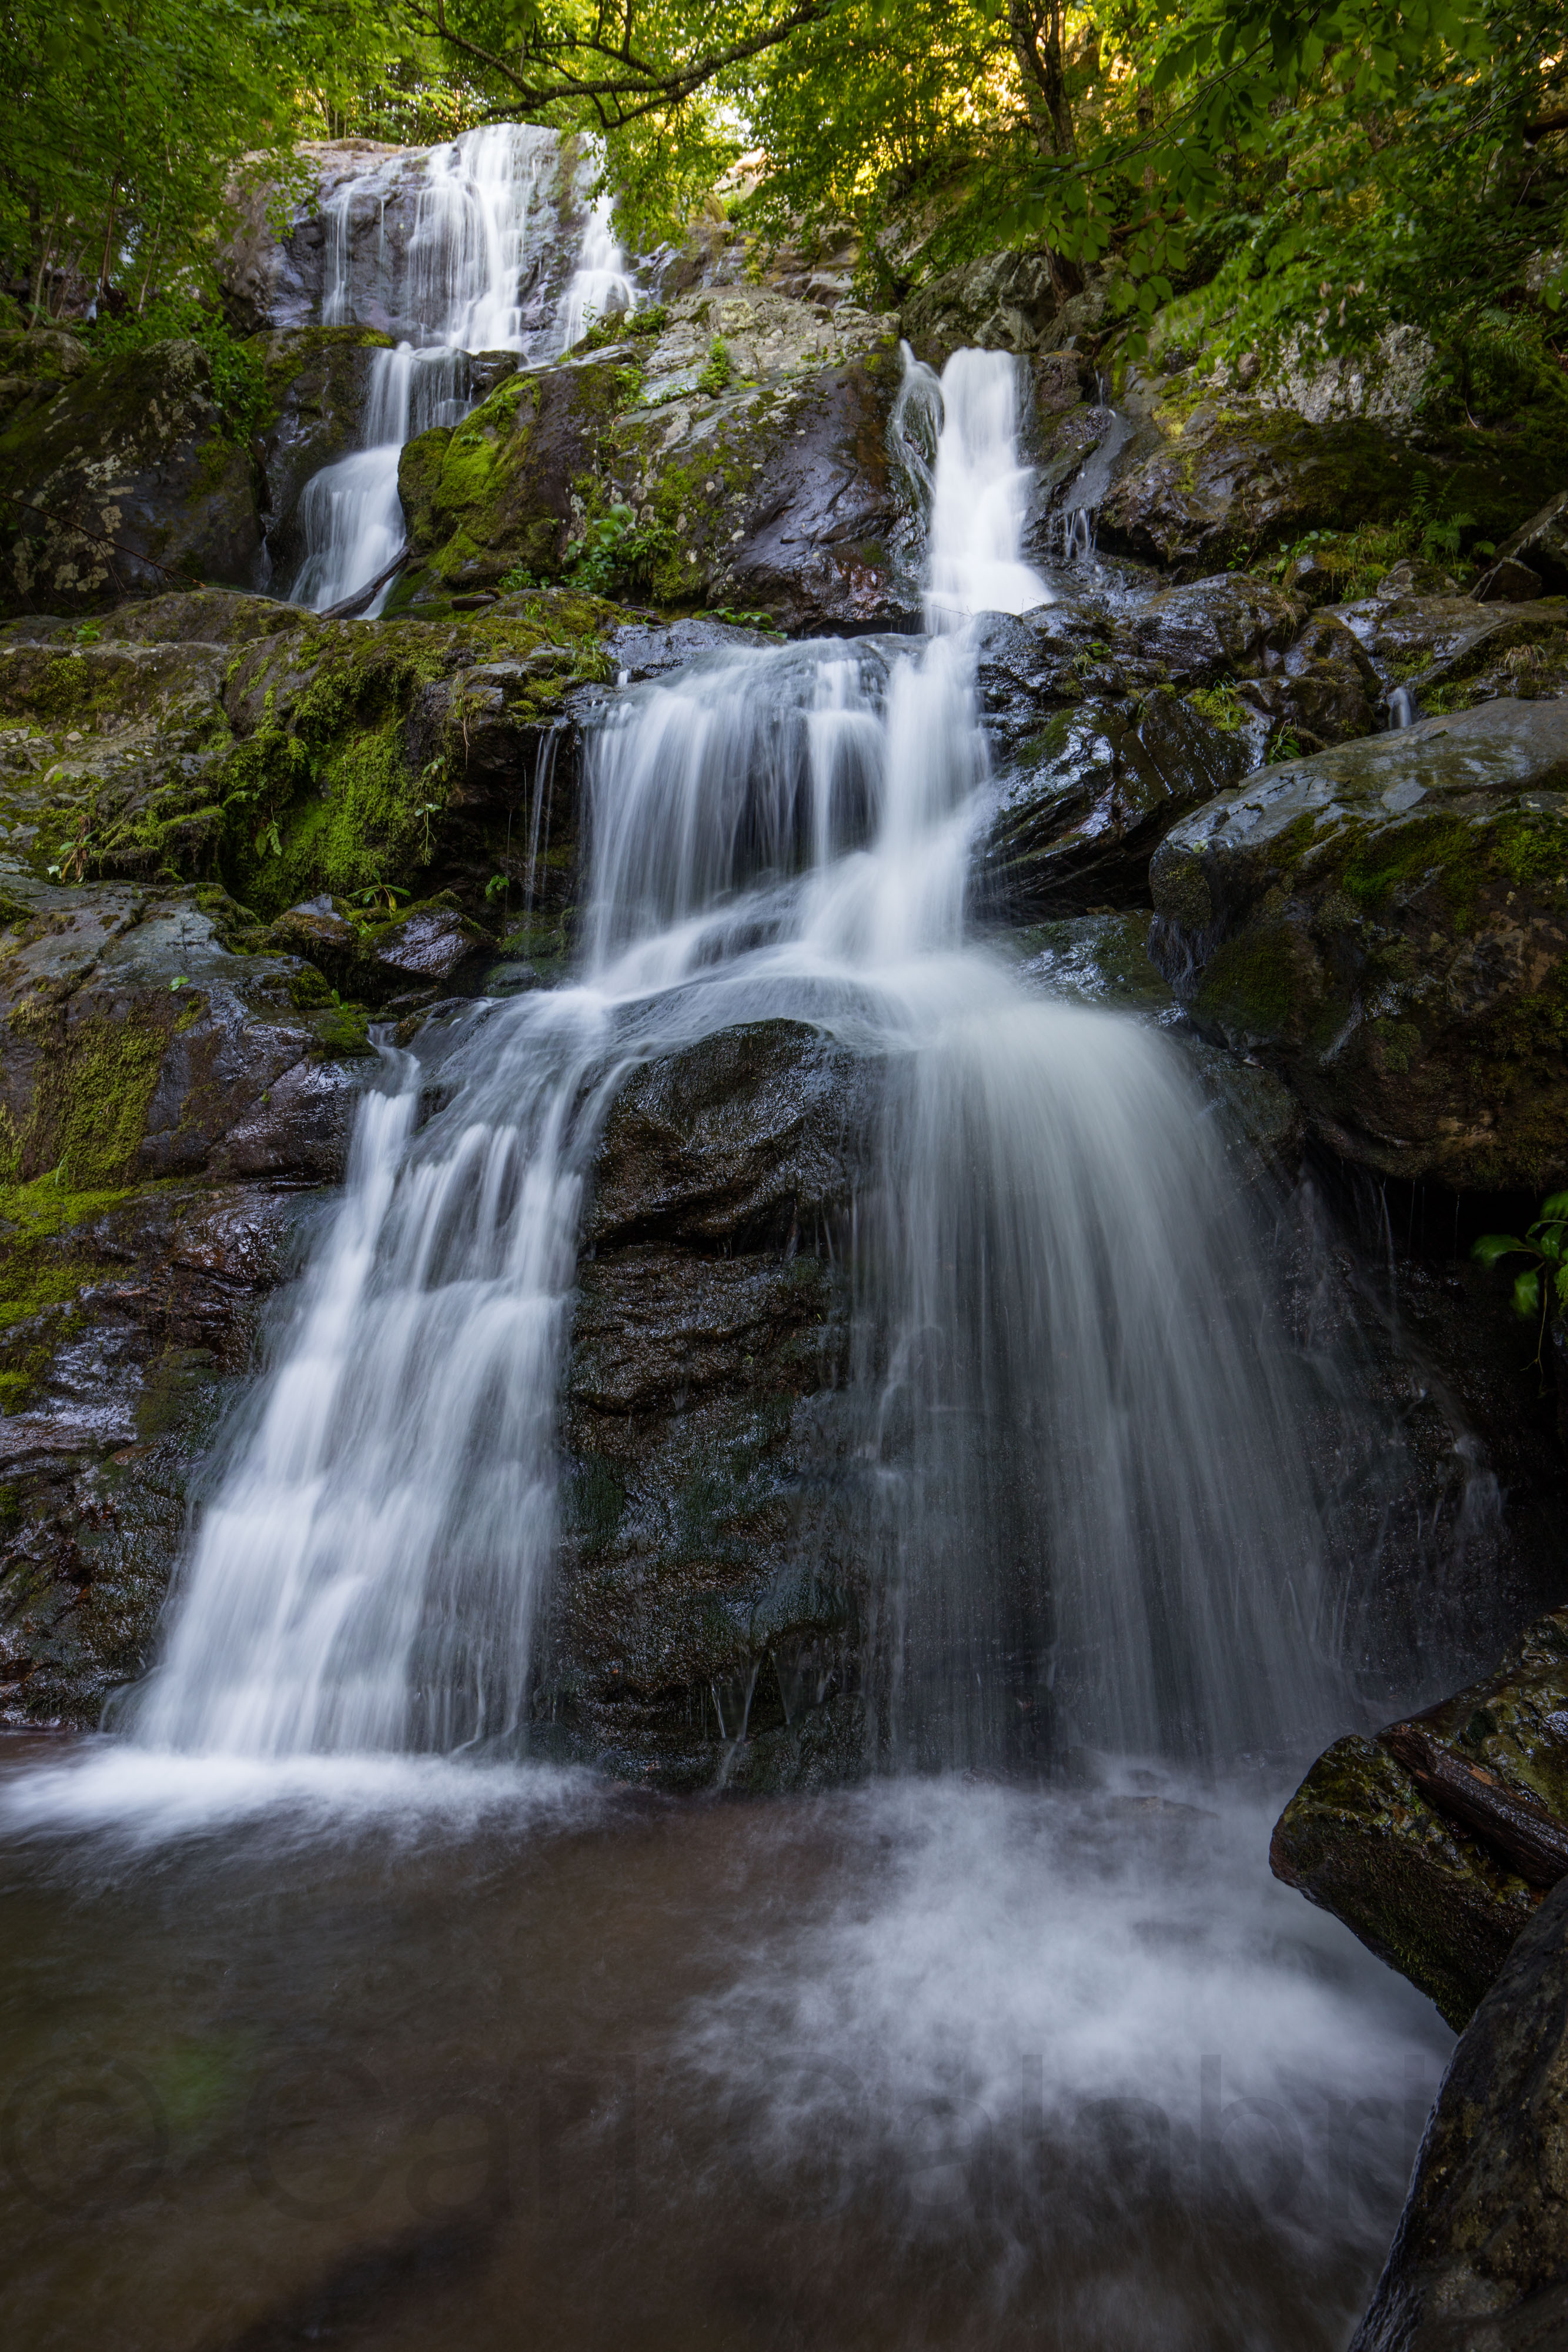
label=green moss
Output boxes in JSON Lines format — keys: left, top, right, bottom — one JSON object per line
{"left": 0, "top": 1174, "right": 136, "bottom": 1408}
{"left": 1185, "top": 683, "right": 1248, "bottom": 732}
{"left": 1340, "top": 814, "right": 1478, "bottom": 921}
{"left": 1195, "top": 923, "right": 1300, "bottom": 1035}
{"left": 9, "top": 1008, "right": 166, "bottom": 1187}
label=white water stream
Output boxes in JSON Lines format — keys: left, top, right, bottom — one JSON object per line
{"left": 289, "top": 126, "right": 638, "bottom": 616}
{"left": 124, "top": 350, "right": 1337, "bottom": 1769}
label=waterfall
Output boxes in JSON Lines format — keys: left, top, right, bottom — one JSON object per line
{"left": 894, "top": 346, "right": 1049, "bottom": 626}
{"left": 286, "top": 126, "right": 638, "bottom": 616}
{"left": 125, "top": 349, "right": 1338, "bottom": 1769}
{"left": 554, "top": 191, "right": 636, "bottom": 350}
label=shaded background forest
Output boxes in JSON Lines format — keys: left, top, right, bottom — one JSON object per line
{"left": 4, "top": 0, "right": 1566, "bottom": 430}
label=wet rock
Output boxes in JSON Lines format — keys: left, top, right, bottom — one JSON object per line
{"left": 0, "top": 874, "right": 376, "bottom": 1191}
{"left": 543, "top": 1017, "right": 877, "bottom": 1788}
{"left": 0, "top": 1177, "right": 309, "bottom": 1725}
{"left": 974, "top": 575, "right": 1306, "bottom": 765}
{"left": 0, "top": 340, "right": 263, "bottom": 613}
{"left": 252, "top": 325, "right": 398, "bottom": 577}
{"left": 1376, "top": 557, "right": 1460, "bottom": 601}
{"left": 978, "top": 691, "right": 1251, "bottom": 914}
{"left": 365, "top": 900, "right": 489, "bottom": 990}
{"left": 1232, "top": 609, "right": 1380, "bottom": 753}
{"left": 1350, "top": 1872, "right": 1568, "bottom": 2350}
{"left": 1149, "top": 699, "right": 1568, "bottom": 1188}
{"left": 1272, "top": 1606, "right": 1568, "bottom": 2030}
{"left": 601, "top": 615, "right": 776, "bottom": 681}
{"left": 584, "top": 1018, "right": 870, "bottom": 1251}
{"left": 1498, "top": 488, "right": 1568, "bottom": 594}
{"left": 1095, "top": 402, "right": 1566, "bottom": 580}
{"left": 1335, "top": 590, "right": 1568, "bottom": 720}
{"left": 1473, "top": 555, "right": 1543, "bottom": 605}
{"left": 0, "top": 870, "right": 381, "bottom": 1725}
{"left": 604, "top": 300, "right": 913, "bottom": 632}
{"left": 901, "top": 250, "right": 1060, "bottom": 368}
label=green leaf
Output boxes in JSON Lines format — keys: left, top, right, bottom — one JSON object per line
{"left": 1472, "top": 1234, "right": 1529, "bottom": 1267}
{"left": 1513, "top": 1268, "right": 1542, "bottom": 1319}
{"left": 1540, "top": 1192, "right": 1568, "bottom": 1222}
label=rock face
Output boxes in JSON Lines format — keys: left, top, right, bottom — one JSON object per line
{"left": 901, "top": 250, "right": 1062, "bottom": 367}
{"left": 1149, "top": 699, "right": 1568, "bottom": 1188}
{"left": 1272, "top": 1608, "right": 1568, "bottom": 2031}
{"left": 0, "top": 340, "right": 264, "bottom": 612}
{"left": 400, "top": 357, "right": 632, "bottom": 590}
{"left": 218, "top": 135, "right": 584, "bottom": 343}
{"left": 252, "top": 324, "right": 399, "bottom": 578}
{"left": 0, "top": 873, "right": 377, "bottom": 1722}
{"left": 1350, "top": 1873, "right": 1568, "bottom": 2350}
{"left": 0, "top": 586, "right": 638, "bottom": 950}
{"left": 1092, "top": 398, "right": 1567, "bottom": 580}
{"left": 978, "top": 691, "right": 1250, "bottom": 914}
{"left": 397, "top": 289, "right": 915, "bottom": 630}
{"left": 541, "top": 1019, "right": 877, "bottom": 1789}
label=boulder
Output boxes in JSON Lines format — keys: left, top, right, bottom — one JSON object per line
{"left": 0, "top": 340, "right": 263, "bottom": 612}
{"left": 1499, "top": 488, "right": 1568, "bottom": 595}
{"left": 1473, "top": 556, "right": 1543, "bottom": 605}
{"left": 901, "top": 250, "right": 1061, "bottom": 368}
{"left": 399, "top": 289, "right": 915, "bottom": 631}
{"left": 0, "top": 871, "right": 379, "bottom": 1723}
{"left": 1149, "top": 699, "right": 1568, "bottom": 1188}
{"left": 978, "top": 691, "right": 1251, "bottom": 914}
{"left": 1094, "top": 400, "right": 1568, "bottom": 580}
{"left": 264, "top": 894, "right": 490, "bottom": 1005}
{"left": 399, "top": 358, "right": 637, "bottom": 591}
{"left": 543, "top": 1018, "right": 878, "bottom": 1788}
{"left": 0, "top": 1177, "right": 306, "bottom": 1725}
{"left": 1272, "top": 1606, "right": 1568, "bottom": 2031}
{"left": 1350, "top": 1873, "right": 1568, "bottom": 2349}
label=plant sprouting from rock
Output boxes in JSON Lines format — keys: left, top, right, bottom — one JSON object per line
{"left": 1473, "top": 1194, "right": 1568, "bottom": 1375}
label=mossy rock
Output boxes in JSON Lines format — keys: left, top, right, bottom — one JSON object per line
{"left": 250, "top": 323, "right": 399, "bottom": 578}
{"left": 1149, "top": 697, "right": 1568, "bottom": 1187}
{"left": 978, "top": 690, "right": 1251, "bottom": 916}
{"left": 1273, "top": 1605, "right": 1568, "bottom": 2030}
{"left": 0, "top": 339, "right": 263, "bottom": 613}
{"left": 399, "top": 359, "right": 645, "bottom": 592}
{"left": 1098, "top": 402, "right": 1568, "bottom": 579}
{"left": 0, "top": 592, "right": 623, "bottom": 930}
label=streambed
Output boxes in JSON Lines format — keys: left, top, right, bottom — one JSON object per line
{"left": 0, "top": 1748, "right": 1449, "bottom": 2351}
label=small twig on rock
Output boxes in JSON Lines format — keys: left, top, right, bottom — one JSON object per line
{"left": 1382, "top": 1721, "right": 1568, "bottom": 1889}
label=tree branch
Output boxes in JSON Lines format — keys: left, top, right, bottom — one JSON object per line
{"left": 404, "top": 0, "right": 838, "bottom": 128}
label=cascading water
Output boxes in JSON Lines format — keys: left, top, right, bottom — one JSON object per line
{"left": 897, "top": 346, "right": 1052, "bottom": 625}
{"left": 124, "top": 349, "right": 1340, "bottom": 1769}
{"left": 287, "top": 126, "right": 639, "bottom": 617}
{"left": 554, "top": 190, "right": 636, "bottom": 351}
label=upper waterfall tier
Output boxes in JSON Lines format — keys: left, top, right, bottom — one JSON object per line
{"left": 245, "top": 125, "right": 614, "bottom": 359}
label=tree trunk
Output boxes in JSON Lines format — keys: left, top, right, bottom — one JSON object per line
{"left": 1008, "top": 0, "right": 1084, "bottom": 298}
